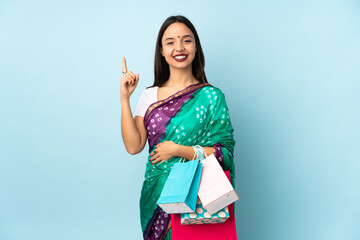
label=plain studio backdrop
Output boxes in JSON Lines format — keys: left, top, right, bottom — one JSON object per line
{"left": 1, "top": 0, "right": 359, "bottom": 239}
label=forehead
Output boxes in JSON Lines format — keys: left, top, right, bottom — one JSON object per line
{"left": 162, "top": 23, "right": 194, "bottom": 40}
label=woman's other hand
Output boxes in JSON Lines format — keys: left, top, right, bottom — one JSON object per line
{"left": 120, "top": 57, "right": 139, "bottom": 101}
{"left": 149, "top": 141, "right": 180, "bottom": 165}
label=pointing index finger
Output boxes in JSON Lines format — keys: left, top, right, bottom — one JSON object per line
{"left": 122, "top": 57, "right": 128, "bottom": 74}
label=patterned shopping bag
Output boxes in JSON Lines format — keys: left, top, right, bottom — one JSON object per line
{"left": 181, "top": 197, "right": 229, "bottom": 225}
{"left": 171, "top": 171, "right": 237, "bottom": 240}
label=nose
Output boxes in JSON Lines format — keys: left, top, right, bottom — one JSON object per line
{"left": 175, "top": 41, "right": 185, "bottom": 51}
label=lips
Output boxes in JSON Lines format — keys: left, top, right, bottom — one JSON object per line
{"left": 173, "top": 54, "right": 188, "bottom": 62}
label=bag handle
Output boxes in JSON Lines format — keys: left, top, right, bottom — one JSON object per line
{"left": 178, "top": 151, "right": 197, "bottom": 163}
{"left": 192, "top": 145, "right": 208, "bottom": 162}
{"left": 179, "top": 145, "right": 207, "bottom": 163}
{"left": 201, "top": 145, "right": 209, "bottom": 158}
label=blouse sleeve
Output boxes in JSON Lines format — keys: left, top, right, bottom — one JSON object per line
{"left": 135, "top": 90, "right": 148, "bottom": 117}
{"left": 135, "top": 87, "right": 158, "bottom": 117}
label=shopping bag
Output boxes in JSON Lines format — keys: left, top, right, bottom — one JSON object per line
{"left": 172, "top": 171, "right": 237, "bottom": 240}
{"left": 198, "top": 154, "right": 239, "bottom": 215}
{"left": 181, "top": 197, "right": 229, "bottom": 225}
{"left": 157, "top": 159, "right": 203, "bottom": 214}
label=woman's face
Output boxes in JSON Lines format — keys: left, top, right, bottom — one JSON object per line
{"left": 160, "top": 22, "right": 197, "bottom": 71}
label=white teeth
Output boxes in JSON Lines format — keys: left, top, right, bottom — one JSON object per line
{"left": 174, "top": 55, "right": 187, "bottom": 59}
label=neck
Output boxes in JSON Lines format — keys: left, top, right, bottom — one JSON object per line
{"left": 164, "top": 65, "right": 199, "bottom": 88}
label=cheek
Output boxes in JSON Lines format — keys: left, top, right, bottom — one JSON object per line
{"left": 187, "top": 45, "right": 196, "bottom": 54}
{"left": 163, "top": 48, "right": 173, "bottom": 57}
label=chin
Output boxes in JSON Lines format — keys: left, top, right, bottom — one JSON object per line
{"left": 170, "top": 63, "right": 192, "bottom": 70}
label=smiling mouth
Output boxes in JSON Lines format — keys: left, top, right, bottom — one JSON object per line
{"left": 173, "top": 55, "right": 188, "bottom": 62}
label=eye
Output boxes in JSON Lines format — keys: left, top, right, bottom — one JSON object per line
{"left": 185, "top": 40, "right": 192, "bottom": 43}
{"left": 167, "top": 42, "right": 174, "bottom": 45}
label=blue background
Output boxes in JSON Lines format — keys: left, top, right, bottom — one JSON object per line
{"left": 1, "top": 0, "right": 359, "bottom": 239}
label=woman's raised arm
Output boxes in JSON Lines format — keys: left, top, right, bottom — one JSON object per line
{"left": 120, "top": 57, "right": 147, "bottom": 154}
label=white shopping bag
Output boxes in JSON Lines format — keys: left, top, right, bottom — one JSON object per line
{"left": 197, "top": 153, "right": 239, "bottom": 215}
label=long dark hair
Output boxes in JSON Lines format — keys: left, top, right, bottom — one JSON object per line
{"left": 150, "top": 15, "right": 208, "bottom": 87}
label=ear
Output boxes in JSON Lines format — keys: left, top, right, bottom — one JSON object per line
{"left": 160, "top": 47, "right": 164, "bottom": 56}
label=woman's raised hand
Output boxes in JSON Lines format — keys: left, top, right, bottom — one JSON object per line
{"left": 120, "top": 57, "right": 139, "bottom": 101}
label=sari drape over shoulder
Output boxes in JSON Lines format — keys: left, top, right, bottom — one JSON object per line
{"left": 139, "top": 83, "right": 235, "bottom": 240}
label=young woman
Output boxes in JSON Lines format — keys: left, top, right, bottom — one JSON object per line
{"left": 120, "top": 15, "right": 235, "bottom": 240}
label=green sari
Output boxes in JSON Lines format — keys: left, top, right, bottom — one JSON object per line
{"left": 140, "top": 83, "right": 235, "bottom": 239}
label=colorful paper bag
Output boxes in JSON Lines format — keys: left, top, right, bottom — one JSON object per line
{"left": 157, "top": 159, "right": 203, "bottom": 214}
{"left": 198, "top": 154, "right": 239, "bottom": 215}
{"left": 171, "top": 171, "right": 237, "bottom": 240}
{"left": 181, "top": 197, "right": 229, "bottom": 225}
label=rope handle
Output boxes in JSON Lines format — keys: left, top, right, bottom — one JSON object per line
{"left": 179, "top": 151, "right": 197, "bottom": 163}
{"left": 201, "top": 145, "right": 209, "bottom": 158}
{"left": 192, "top": 145, "right": 208, "bottom": 162}
{"left": 179, "top": 145, "right": 207, "bottom": 163}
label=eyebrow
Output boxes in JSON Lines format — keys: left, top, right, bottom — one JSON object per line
{"left": 164, "top": 35, "right": 193, "bottom": 41}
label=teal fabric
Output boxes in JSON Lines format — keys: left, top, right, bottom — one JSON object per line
{"left": 140, "top": 85, "right": 235, "bottom": 238}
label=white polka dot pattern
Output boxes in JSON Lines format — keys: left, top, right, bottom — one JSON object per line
{"left": 181, "top": 197, "right": 230, "bottom": 225}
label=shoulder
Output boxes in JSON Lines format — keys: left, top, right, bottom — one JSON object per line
{"left": 200, "top": 85, "right": 225, "bottom": 97}
{"left": 138, "top": 86, "right": 158, "bottom": 100}
{"left": 135, "top": 86, "right": 158, "bottom": 117}
{"left": 143, "top": 86, "right": 158, "bottom": 95}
